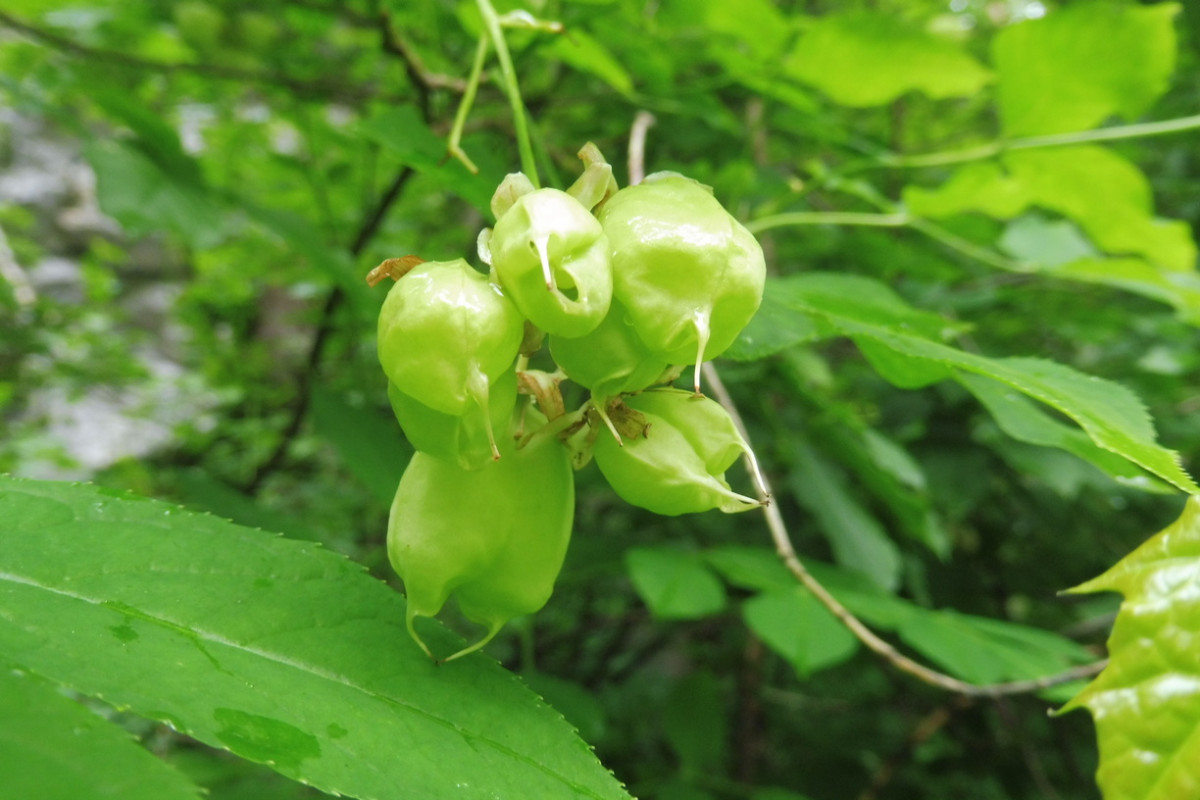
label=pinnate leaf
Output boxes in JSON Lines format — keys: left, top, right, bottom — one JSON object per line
{"left": 0, "top": 477, "right": 630, "bottom": 800}
{"left": 1062, "top": 496, "right": 1200, "bottom": 800}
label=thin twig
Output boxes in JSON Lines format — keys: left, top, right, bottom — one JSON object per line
{"left": 444, "top": 34, "right": 490, "bottom": 175}
{"left": 748, "top": 206, "right": 1025, "bottom": 273}
{"left": 378, "top": 10, "right": 468, "bottom": 104}
{"left": 746, "top": 211, "right": 908, "bottom": 235}
{"left": 475, "top": 0, "right": 539, "bottom": 186}
{"left": 701, "top": 362, "right": 1107, "bottom": 699}
{"left": 627, "top": 111, "right": 656, "bottom": 186}
{"left": 878, "top": 113, "right": 1200, "bottom": 169}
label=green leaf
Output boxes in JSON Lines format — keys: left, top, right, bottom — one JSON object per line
{"left": 86, "top": 139, "right": 225, "bottom": 249}
{"left": 625, "top": 547, "right": 727, "bottom": 620}
{"left": 309, "top": 388, "right": 412, "bottom": 507}
{"left": 707, "top": 546, "right": 1091, "bottom": 689}
{"left": 785, "top": 12, "right": 991, "bottom": 107}
{"left": 903, "top": 162, "right": 1031, "bottom": 220}
{"left": 1005, "top": 146, "right": 1196, "bottom": 272}
{"left": 906, "top": 147, "right": 1197, "bottom": 273}
{"left": 805, "top": 405, "right": 950, "bottom": 557}
{"left": 703, "top": 545, "right": 795, "bottom": 593}
{"left": 356, "top": 105, "right": 497, "bottom": 214}
{"left": 998, "top": 214, "right": 1096, "bottom": 268}
{"left": 0, "top": 666, "right": 202, "bottom": 800}
{"left": 236, "top": 200, "right": 370, "bottom": 304}
{"left": 957, "top": 372, "right": 1173, "bottom": 493}
{"left": 1045, "top": 257, "right": 1200, "bottom": 325}
{"left": 171, "top": 468, "right": 327, "bottom": 542}
{"left": 787, "top": 440, "right": 903, "bottom": 591}
{"left": 705, "top": 546, "right": 914, "bottom": 629}
{"left": 897, "top": 610, "right": 1094, "bottom": 697}
{"left": 548, "top": 29, "right": 633, "bottom": 96}
{"left": 993, "top": 3, "right": 1179, "bottom": 136}
{"left": 0, "top": 477, "right": 631, "bottom": 800}
{"left": 695, "top": 0, "right": 791, "bottom": 61}
{"left": 725, "top": 287, "right": 824, "bottom": 361}
{"left": 761, "top": 273, "right": 1198, "bottom": 494}
{"left": 742, "top": 588, "right": 859, "bottom": 678}
{"left": 1062, "top": 495, "right": 1200, "bottom": 800}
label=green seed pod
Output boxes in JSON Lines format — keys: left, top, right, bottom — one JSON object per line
{"left": 387, "top": 368, "right": 519, "bottom": 470}
{"left": 593, "top": 388, "right": 763, "bottom": 516}
{"left": 387, "top": 422, "right": 574, "bottom": 662}
{"left": 549, "top": 297, "right": 671, "bottom": 398}
{"left": 598, "top": 173, "right": 766, "bottom": 390}
{"left": 377, "top": 259, "right": 524, "bottom": 418}
{"left": 490, "top": 188, "right": 613, "bottom": 338}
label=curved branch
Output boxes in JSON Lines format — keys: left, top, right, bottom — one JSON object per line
{"left": 701, "top": 362, "right": 1106, "bottom": 699}
{"left": 877, "top": 114, "right": 1200, "bottom": 169}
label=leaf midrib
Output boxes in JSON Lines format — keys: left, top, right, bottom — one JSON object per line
{"left": 0, "top": 567, "right": 609, "bottom": 799}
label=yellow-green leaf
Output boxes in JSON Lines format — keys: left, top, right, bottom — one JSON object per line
{"left": 1062, "top": 495, "right": 1200, "bottom": 800}
{"left": 993, "top": 3, "right": 1179, "bottom": 136}
{"left": 785, "top": 12, "right": 990, "bottom": 107}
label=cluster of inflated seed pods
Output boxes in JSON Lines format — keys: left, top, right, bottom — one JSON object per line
{"left": 370, "top": 145, "right": 768, "bottom": 662}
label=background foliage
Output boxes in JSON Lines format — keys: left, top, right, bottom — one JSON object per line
{"left": 2, "top": 1, "right": 1199, "bottom": 799}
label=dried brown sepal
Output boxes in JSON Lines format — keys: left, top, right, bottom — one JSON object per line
{"left": 605, "top": 397, "right": 650, "bottom": 440}
{"left": 517, "top": 369, "right": 566, "bottom": 421}
{"left": 366, "top": 255, "right": 425, "bottom": 287}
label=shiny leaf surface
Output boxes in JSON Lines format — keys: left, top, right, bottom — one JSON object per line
{"left": 0, "top": 477, "right": 630, "bottom": 800}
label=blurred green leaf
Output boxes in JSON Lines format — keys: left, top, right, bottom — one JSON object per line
{"left": 1045, "top": 257, "right": 1200, "bottom": 325}
{"left": 309, "top": 388, "right": 411, "bottom": 507}
{"left": 1063, "top": 495, "right": 1200, "bottom": 800}
{"left": 0, "top": 667, "right": 202, "bottom": 800}
{"left": 958, "top": 373, "right": 1173, "bottom": 493}
{"left": 703, "top": 545, "right": 794, "bottom": 593}
{"left": 898, "top": 610, "right": 1093, "bottom": 701}
{"left": 785, "top": 12, "right": 990, "bottom": 107}
{"left": 993, "top": 3, "right": 1179, "bottom": 136}
{"left": 1005, "top": 146, "right": 1196, "bottom": 272}
{"left": 903, "top": 162, "right": 1031, "bottom": 220}
{"left": 0, "top": 477, "right": 631, "bottom": 800}
{"left": 625, "top": 547, "right": 727, "bottom": 620}
{"left": 357, "top": 105, "right": 496, "bottom": 215}
{"left": 787, "top": 441, "right": 903, "bottom": 591}
{"left": 696, "top": 0, "right": 790, "bottom": 60}
{"left": 760, "top": 273, "right": 1198, "bottom": 494}
{"left": 743, "top": 588, "right": 859, "bottom": 679}
{"left": 548, "top": 29, "right": 633, "bottom": 96}
{"left": 907, "top": 146, "right": 1197, "bottom": 273}
{"left": 86, "top": 139, "right": 225, "bottom": 249}
{"left": 998, "top": 214, "right": 1096, "bottom": 267}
